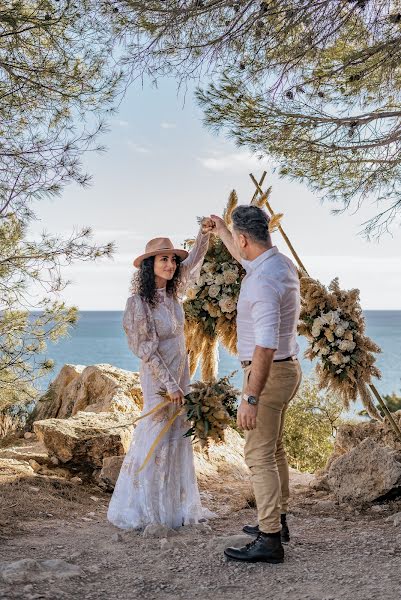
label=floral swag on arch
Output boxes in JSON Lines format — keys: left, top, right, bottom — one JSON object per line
{"left": 183, "top": 172, "right": 401, "bottom": 442}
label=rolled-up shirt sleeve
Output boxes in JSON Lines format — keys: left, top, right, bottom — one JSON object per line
{"left": 249, "top": 275, "right": 281, "bottom": 350}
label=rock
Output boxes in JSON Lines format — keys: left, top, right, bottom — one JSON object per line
{"left": 0, "top": 559, "right": 81, "bottom": 584}
{"left": 0, "top": 395, "right": 37, "bottom": 440}
{"left": 70, "top": 476, "right": 82, "bottom": 485}
{"left": 193, "top": 427, "right": 253, "bottom": 514}
{"left": 328, "top": 415, "right": 401, "bottom": 467}
{"left": 160, "top": 538, "right": 169, "bottom": 550}
{"left": 0, "top": 458, "right": 34, "bottom": 482}
{"left": 309, "top": 474, "right": 330, "bottom": 492}
{"left": 99, "top": 455, "right": 124, "bottom": 490}
{"left": 370, "top": 505, "right": 388, "bottom": 513}
{"left": 26, "top": 460, "right": 71, "bottom": 479}
{"left": 313, "top": 499, "right": 337, "bottom": 511}
{"left": 31, "top": 364, "right": 142, "bottom": 422}
{"left": 24, "top": 432, "right": 35, "bottom": 440}
{"left": 34, "top": 411, "right": 135, "bottom": 468}
{"left": 142, "top": 524, "right": 178, "bottom": 539}
{"left": 0, "top": 441, "right": 49, "bottom": 465}
{"left": 327, "top": 438, "right": 401, "bottom": 503}
{"left": 386, "top": 512, "right": 401, "bottom": 526}
{"left": 29, "top": 459, "right": 42, "bottom": 473}
{"left": 112, "top": 533, "right": 123, "bottom": 542}
{"left": 288, "top": 467, "right": 315, "bottom": 490}
{"left": 160, "top": 537, "right": 187, "bottom": 550}
{"left": 209, "top": 535, "right": 250, "bottom": 554}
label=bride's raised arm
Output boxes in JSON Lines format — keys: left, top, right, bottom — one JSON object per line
{"left": 179, "top": 220, "right": 212, "bottom": 293}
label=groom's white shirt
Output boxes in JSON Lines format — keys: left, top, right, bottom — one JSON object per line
{"left": 237, "top": 246, "right": 300, "bottom": 361}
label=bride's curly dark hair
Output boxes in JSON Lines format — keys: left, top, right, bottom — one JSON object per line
{"left": 131, "top": 255, "right": 182, "bottom": 307}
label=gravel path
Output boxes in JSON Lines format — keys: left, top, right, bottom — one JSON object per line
{"left": 1, "top": 475, "right": 401, "bottom": 600}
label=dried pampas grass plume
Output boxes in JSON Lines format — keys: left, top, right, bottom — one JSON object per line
{"left": 223, "top": 190, "right": 239, "bottom": 225}
{"left": 268, "top": 213, "right": 284, "bottom": 233}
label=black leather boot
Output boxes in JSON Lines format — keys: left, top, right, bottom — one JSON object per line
{"left": 243, "top": 514, "right": 290, "bottom": 544}
{"left": 224, "top": 532, "right": 284, "bottom": 563}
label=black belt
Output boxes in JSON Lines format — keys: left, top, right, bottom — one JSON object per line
{"left": 241, "top": 356, "right": 297, "bottom": 368}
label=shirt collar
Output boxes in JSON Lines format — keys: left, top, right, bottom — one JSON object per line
{"left": 242, "top": 246, "right": 278, "bottom": 273}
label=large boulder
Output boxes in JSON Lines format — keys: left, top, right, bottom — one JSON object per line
{"left": 33, "top": 411, "right": 137, "bottom": 468}
{"left": 334, "top": 415, "right": 401, "bottom": 455}
{"left": 327, "top": 438, "right": 401, "bottom": 503}
{"left": 31, "top": 364, "right": 143, "bottom": 422}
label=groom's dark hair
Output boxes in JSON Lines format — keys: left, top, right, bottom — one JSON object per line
{"left": 232, "top": 205, "right": 271, "bottom": 245}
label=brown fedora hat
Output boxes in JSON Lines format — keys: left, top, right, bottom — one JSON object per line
{"left": 133, "top": 237, "right": 189, "bottom": 268}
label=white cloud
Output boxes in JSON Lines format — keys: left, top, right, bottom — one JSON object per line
{"left": 198, "top": 150, "right": 268, "bottom": 173}
{"left": 127, "top": 141, "right": 151, "bottom": 154}
{"left": 114, "top": 119, "right": 129, "bottom": 127}
{"left": 160, "top": 122, "right": 176, "bottom": 129}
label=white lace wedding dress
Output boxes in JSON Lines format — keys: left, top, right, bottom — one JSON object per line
{"left": 107, "top": 229, "right": 213, "bottom": 530}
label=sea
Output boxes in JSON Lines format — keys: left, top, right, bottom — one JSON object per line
{"left": 39, "top": 311, "right": 401, "bottom": 414}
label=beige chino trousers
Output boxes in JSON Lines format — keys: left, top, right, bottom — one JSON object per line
{"left": 243, "top": 359, "right": 302, "bottom": 534}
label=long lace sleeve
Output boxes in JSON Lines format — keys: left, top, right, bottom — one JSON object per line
{"left": 179, "top": 227, "right": 210, "bottom": 294}
{"left": 123, "top": 295, "right": 182, "bottom": 394}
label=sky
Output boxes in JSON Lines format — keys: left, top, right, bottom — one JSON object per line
{"left": 30, "top": 77, "right": 401, "bottom": 310}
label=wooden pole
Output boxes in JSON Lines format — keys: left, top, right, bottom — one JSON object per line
{"left": 370, "top": 383, "right": 401, "bottom": 442}
{"left": 249, "top": 172, "right": 401, "bottom": 440}
{"left": 249, "top": 171, "right": 267, "bottom": 204}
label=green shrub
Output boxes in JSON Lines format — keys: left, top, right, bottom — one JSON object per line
{"left": 283, "top": 379, "right": 345, "bottom": 473}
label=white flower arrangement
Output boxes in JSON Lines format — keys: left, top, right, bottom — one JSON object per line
{"left": 184, "top": 243, "right": 244, "bottom": 338}
{"left": 298, "top": 276, "right": 382, "bottom": 418}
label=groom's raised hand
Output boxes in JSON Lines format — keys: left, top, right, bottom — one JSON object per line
{"left": 210, "top": 214, "right": 228, "bottom": 235}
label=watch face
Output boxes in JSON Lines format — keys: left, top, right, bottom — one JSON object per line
{"left": 247, "top": 395, "right": 258, "bottom": 406}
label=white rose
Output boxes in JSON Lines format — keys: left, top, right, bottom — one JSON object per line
{"left": 338, "top": 340, "right": 356, "bottom": 352}
{"left": 219, "top": 297, "right": 236, "bottom": 313}
{"left": 342, "top": 355, "right": 351, "bottom": 363}
{"left": 335, "top": 326, "right": 345, "bottom": 337}
{"left": 326, "top": 310, "right": 341, "bottom": 326}
{"left": 208, "top": 284, "right": 221, "bottom": 298}
{"left": 312, "top": 325, "right": 321, "bottom": 338}
{"left": 311, "top": 317, "right": 324, "bottom": 338}
{"left": 223, "top": 270, "right": 238, "bottom": 285}
{"left": 202, "top": 262, "right": 214, "bottom": 273}
{"left": 215, "top": 274, "right": 225, "bottom": 285}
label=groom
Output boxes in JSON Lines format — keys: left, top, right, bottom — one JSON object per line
{"left": 211, "top": 206, "right": 302, "bottom": 564}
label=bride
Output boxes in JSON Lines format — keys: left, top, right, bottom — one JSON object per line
{"left": 107, "top": 219, "right": 214, "bottom": 530}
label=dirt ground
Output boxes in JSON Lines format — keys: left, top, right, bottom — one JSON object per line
{"left": 1, "top": 449, "right": 401, "bottom": 600}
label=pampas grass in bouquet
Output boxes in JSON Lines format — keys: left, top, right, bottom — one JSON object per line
{"left": 159, "top": 375, "right": 239, "bottom": 448}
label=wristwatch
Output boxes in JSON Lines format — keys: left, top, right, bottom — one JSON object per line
{"left": 242, "top": 393, "right": 259, "bottom": 406}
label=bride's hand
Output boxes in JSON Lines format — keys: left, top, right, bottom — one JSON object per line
{"left": 169, "top": 390, "right": 185, "bottom": 406}
{"left": 201, "top": 217, "right": 215, "bottom": 234}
